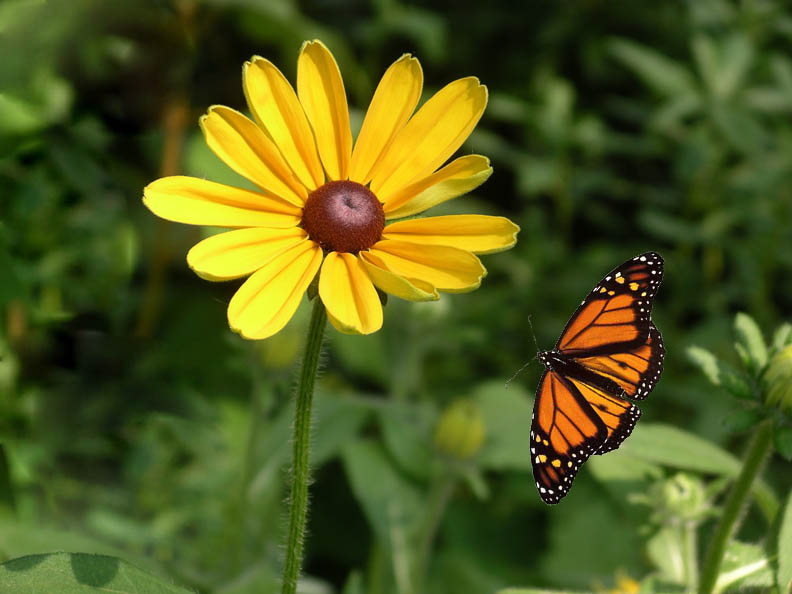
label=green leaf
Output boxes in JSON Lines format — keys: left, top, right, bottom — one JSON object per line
{"left": 620, "top": 423, "right": 741, "bottom": 475}
{"left": 778, "top": 490, "right": 792, "bottom": 593}
{"left": 609, "top": 38, "right": 698, "bottom": 97}
{"left": 714, "top": 541, "right": 773, "bottom": 593}
{"left": 687, "top": 345, "right": 720, "bottom": 385}
{"left": 774, "top": 425, "right": 792, "bottom": 462}
{"left": 0, "top": 553, "right": 193, "bottom": 594}
{"left": 377, "top": 401, "right": 437, "bottom": 480}
{"left": 341, "top": 439, "right": 423, "bottom": 549}
{"left": 734, "top": 313, "right": 768, "bottom": 375}
{"left": 472, "top": 381, "right": 534, "bottom": 471}
{"left": 646, "top": 527, "right": 685, "bottom": 583}
{"left": 771, "top": 323, "right": 792, "bottom": 355}
{"left": 587, "top": 449, "right": 663, "bottom": 483}
{"left": 686, "top": 346, "right": 754, "bottom": 399}
{"left": 722, "top": 408, "right": 764, "bottom": 433}
{"left": 341, "top": 571, "right": 364, "bottom": 594}
{"left": 692, "top": 34, "right": 753, "bottom": 100}
{"left": 313, "top": 392, "right": 373, "bottom": 466}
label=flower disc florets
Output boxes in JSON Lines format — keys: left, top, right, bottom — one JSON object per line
{"left": 302, "top": 181, "right": 385, "bottom": 253}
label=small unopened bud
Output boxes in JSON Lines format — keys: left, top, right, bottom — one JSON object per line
{"left": 434, "top": 399, "right": 485, "bottom": 460}
{"left": 765, "top": 345, "right": 792, "bottom": 413}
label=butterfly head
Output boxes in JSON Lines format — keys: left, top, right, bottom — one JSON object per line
{"left": 537, "top": 350, "right": 565, "bottom": 370}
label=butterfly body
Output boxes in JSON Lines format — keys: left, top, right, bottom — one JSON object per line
{"left": 531, "top": 252, "right": 665, "bottom": 505}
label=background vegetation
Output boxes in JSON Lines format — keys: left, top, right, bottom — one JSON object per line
{"left": 1, "top": 0, "right": 791, "bottom": 592}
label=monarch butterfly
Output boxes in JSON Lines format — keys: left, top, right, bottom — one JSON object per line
{"left": 531, "top": 252, "right": 665, "bottom": 504}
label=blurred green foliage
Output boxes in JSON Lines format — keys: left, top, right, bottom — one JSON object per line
{"left": 1, "top": 0, "right": 792, "bottom": 593}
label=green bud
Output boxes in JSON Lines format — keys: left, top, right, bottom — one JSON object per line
{"left": 434, "top": 399, "right": 485, "bottom": 460}
{"left": 646, "top": 473, "right": 709, "bottom": 523}
{"left": 764, "top": 345, "right": 792, "bottom": 412}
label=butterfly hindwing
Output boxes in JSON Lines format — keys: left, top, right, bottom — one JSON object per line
{"left": 530, "top": 370, "right": 607, "bottom": 504}
{"left": 575, "top": 323, "right": 665, "bottom": 401}
{"left": 531, "top": 252, "right": 665, "bottom": 504}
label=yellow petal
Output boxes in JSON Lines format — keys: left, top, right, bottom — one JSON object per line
{"left": 367, "top": 240, "right": 485, "bottom": 293}
{"left": 349, "top": 54, "right": 423, "bottom": 185}
{"left": 369, "top": 77, "right": 488, "bottom": 203}
{"left": 187, "top": 228, "right": 308, "bottom": 281}
{"left": 359, "top": 251, "right": 438, "bottom": 301}
{"left": 243, "top": 56, "right": 324, "bottom": 190}
{"left": 383, "top": 215, "right": 519, "bottom": 255}
{"left": 200, "top": 106, "right": 308, "bottom": 205}
{"left": 383, "top": 155, "right": 492, "bottom": 218}
{"left": 297, "top": 40, "right": 352, "bottom": 181}
{"left": 143, "top": 176, "right": 301, "bottom": 228}
{"left": 319, "top": 252, "right": 383, "bottom": 334}
{"left": 228, "top": 241, "right": 322, "bottom": 340}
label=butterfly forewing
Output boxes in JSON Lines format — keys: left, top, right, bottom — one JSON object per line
{"left": 555, "top": 252, "right": 663, "bottom": 356}
{"left": 530, "top": 252, "right": 664, "bottom": 504}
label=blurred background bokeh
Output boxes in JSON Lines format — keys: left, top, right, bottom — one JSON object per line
{"left": 1, "top": 0, "right": 791, "bottom": 592}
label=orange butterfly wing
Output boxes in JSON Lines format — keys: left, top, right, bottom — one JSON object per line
{"left": 531, "top": 252, "right": 664, "bottom": 504}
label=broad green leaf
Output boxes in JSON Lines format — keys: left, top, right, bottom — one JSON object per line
{"left": 313, "top": 392, "right": 373, "bottom": 466}
{"left": 621, "top": 423, "right": 741, "bottom": 474}
{"left": 473, "top": 381, "right": 533, "bottom": 471}
{"left": 0, "top": 520, "right": 153, "bottom": 573}
{"left": 609, "top": 38, "right": 697, "bottom": 97}
{"left": 377, "top": 401, "right": 437, "bottom": 480}
{"left": 714, "top": 541, "right": 773, "bottom": 593}
{"left": 341, "top": 439, "right": 423, "bottom": 550}
{"left": 778, "top": 491, "right": 792, "bottom": 593}
{"left": 0, "top": 553, "right": 192, "bottom": 594}
{"left": 587, "top": 449, "right": 663, "bottom": 483}
{"left": 734, "top": 313, "right": 768, "bottom": 375}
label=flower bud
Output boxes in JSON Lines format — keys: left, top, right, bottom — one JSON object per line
{"left": 765, "top": 345, "right": 792, "bottom": 413}
{"left": 433, "top": 399, "right": 485, "bottom": 460}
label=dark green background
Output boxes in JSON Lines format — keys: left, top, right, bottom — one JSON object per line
{"left": 1, "top": 0, "right": 791, "bottom": 592}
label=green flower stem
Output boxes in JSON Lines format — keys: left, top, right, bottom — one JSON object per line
{"left": 699, "top": 420, "right": 774, "bottom": 594}
{"left": 281, "top": 298, "right": 327, "bottom": 594}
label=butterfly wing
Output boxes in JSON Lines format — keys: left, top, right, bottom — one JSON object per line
{"left": 555, "top": 252, "right": 663, "bottom": 357}
{"left": 576, "top": 323, "right": 665, "bottom": 401}
{"left": 531, "top": 252, "right": 665, "bottom": 504}
{"left": 530, "top": 369, "right": 607, "bottom": 504}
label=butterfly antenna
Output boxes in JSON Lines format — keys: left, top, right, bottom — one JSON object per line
{"left": 526, "top": 315, "right": 541, "bottom": 355}
{"left": 504, "top": 315, "right": 541, "bottom": 389}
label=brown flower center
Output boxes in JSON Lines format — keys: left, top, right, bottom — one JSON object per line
{"left": 301, "top": 180, "right": 385, "bottom": 253}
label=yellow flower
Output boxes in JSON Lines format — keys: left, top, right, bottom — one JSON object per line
{"left": 143, "top": 40, "right": 519, "bottom": 339}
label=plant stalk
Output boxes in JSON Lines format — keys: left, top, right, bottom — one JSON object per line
{"left": 281, "top": 298, "right": 327, "bottom": 594}
{"left": 698, "top": 419, "right": 774, "bottom": 594}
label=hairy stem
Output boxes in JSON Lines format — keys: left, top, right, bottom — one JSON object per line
{"left": 699, "top": 420, "right": 774, "bottom": 594}
{"left": 281, "top": 298, "right": 327, "bottom": 594}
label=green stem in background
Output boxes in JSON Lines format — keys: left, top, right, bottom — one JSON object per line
{"left": 281, "top": 298, "right": 327, "bottom": 594}
{"left": 698, "top": 420, "right": 774, "bottom": 594}
{"left": 683, "top": 521, "right": 698, "bottom": 590}
{"left": 412, "top": 474, "right": 457, "bottom": 591}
